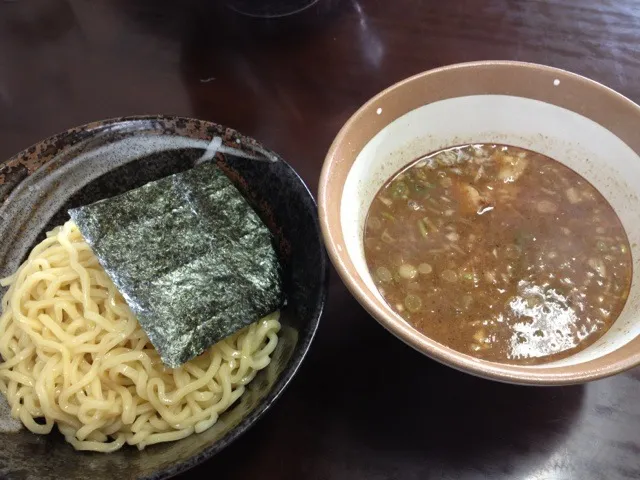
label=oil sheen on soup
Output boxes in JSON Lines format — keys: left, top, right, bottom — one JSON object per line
{"left": 363, "top": 144, "right": 632, "bottom": 365}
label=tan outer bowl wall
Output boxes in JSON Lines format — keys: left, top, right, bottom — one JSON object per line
{"left": 318, "top": 60, "right": 640, "bottom": 385}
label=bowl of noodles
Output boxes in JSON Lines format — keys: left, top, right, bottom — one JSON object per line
{"left": 0, "top": 116, "right": 327, "bottom": 479}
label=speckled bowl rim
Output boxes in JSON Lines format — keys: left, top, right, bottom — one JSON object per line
{"left": 318, "top": 61, "right": 640, "bottom": 386}
{"left": 0, "top": 115, "right": 329, "bottom": 479}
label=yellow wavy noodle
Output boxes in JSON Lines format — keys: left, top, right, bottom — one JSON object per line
{"left": 0, "top": 222, "right": 280, "bottom": 452}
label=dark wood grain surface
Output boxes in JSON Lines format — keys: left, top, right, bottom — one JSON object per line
{"left": 2, "top": 1, "right": 640, "bottom": 478}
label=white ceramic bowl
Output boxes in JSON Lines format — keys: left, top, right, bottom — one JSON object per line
{"left": 319, "top": 61, "right": 640, "bottom": 385}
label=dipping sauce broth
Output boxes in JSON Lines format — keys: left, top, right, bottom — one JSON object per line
{"left": 364, "top": 144, "right": 632, "bottom": 364}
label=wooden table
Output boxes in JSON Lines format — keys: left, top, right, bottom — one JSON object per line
{"left": 1, "top": 1, "right": 639, "bottom": 478}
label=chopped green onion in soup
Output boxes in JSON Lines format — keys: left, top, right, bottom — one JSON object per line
{"left": 363, "top": 144, "right": 632, "bottom": 365}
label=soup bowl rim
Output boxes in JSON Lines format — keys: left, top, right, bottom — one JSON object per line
{"left": 319, "top": 60, "right": 640, "bottom": 386}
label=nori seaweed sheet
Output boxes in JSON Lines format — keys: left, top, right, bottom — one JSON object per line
{"left": 69, "top": 162, "right": 283, "bottom": 368}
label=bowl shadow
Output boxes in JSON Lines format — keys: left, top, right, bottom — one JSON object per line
{"left": 302, "top": 276, "right": 585, "bottom": 476}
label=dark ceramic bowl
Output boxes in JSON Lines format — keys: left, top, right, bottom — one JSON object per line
{"left": 0, "top": 116, "right": 327, "bottom": 479}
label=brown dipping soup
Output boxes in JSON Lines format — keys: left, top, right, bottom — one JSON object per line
{"left": 364, "top": 144, "right": 632, "bottom": 365}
